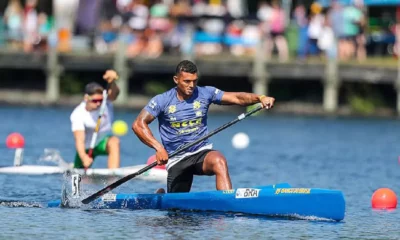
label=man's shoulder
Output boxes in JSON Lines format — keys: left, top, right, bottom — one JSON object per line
{"left": 197, "top": 86, "right": 222, "bottom": 96}
{"left": 70, "top": 102, "right": 86, "bottom": 119}
{"left": 152, "top": 88, "right": 176, "bottom": 103}
{"left": 197, "top": 85, "right": 217, "bottom": 91}
{"left": 160, "top": 87, "right": 176, "bottom": 97}
{"left": 145, "top": 88, "right": 175, "bottom": 114}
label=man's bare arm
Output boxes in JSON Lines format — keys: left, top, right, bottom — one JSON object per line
{"left": 73, "top": 130, "right": 92, "bottom": 167}
{"left": 73, "top": 131, "right": 87, "bottom": 159}
{"left": 107, "top": 81, "right": 120, "bottom": 101}
{"left": 221, "top": 92, "right": 261, "bottom": 105}
{"left": 221, "top": 92, "right": 275, "bottom": 109}
{"left": 132, "top": 109, "right": 164, "bottom": 151}
{"left": 103, "top": 70, "right": 120, "bottom": 101}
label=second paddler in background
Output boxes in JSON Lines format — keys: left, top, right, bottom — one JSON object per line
{"left": 70, "top": 70, "right": 121, "bottom": 169}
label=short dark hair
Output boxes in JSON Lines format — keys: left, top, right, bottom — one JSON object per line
{"left": 84, "top": 82, "right": 104, "bottom": 95}
{"left": 175, "top": 60, "right": 197, "bottom": 75}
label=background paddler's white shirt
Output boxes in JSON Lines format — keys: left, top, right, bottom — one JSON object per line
{"left": 70, "top": 101, "right": 114, "bottom": 148}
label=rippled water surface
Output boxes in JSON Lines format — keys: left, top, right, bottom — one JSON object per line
{"left": 0, "top": 106, "right": 399, "bottom": 239}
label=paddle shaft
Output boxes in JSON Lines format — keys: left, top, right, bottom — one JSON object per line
{"left": 87, "top": 83, "right": 110, "bottom": 158}
{"left": 82, "top": 104, "right": 264, "bottom": 204}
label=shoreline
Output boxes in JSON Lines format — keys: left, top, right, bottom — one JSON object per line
{"left": 0, "top": 90, "right": 396, "bottom": 119}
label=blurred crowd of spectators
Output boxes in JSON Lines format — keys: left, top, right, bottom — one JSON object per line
{"left": 1, "top": 0, "right": 51, "bottom": 52}
{"left": 294, "top": 0, "right": 366, "bottom": 62}
{"left": 0, "top": 0, "right": 396, "bottom": 62}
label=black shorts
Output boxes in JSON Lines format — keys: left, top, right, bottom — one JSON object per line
{"left": 270, "top": 31, "right": 285, "bottom": 38}
{"left": 167, "top": 149, "right": 214, "bottom": 193}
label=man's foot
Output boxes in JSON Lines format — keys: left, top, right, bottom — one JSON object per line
{"left": 155, "top": 188, "right": 166, "bottom": 194}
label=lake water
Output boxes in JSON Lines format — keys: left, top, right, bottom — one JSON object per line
{"left": 0, "top": 106, "right": 399, "bottom": 239}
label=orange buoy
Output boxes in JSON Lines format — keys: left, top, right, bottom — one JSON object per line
{"left": 371, "top": 188, "right": 397, "bottom": 209}
{"left": 6, "top": 133, "right": 25, "bottom": 149}
{"left": 147, "top": 154, "right": 166, "bottom": 170}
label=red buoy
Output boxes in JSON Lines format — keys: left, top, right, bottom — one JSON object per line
{"left": 6, "top": 133, "right": 25, "bottom": 149}
{"left": 371, "top": 188, "right": 397, "bottom": 209}
{"left": 147, "top": 154, "right": 166, "bottom": 170}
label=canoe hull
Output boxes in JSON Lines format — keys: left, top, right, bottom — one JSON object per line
{"left": 48, "top": 183, "right": 345, "bottom": 221}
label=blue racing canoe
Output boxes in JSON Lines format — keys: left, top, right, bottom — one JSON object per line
{"left": 48, "top": 183, "right": 345, "bottom": 221}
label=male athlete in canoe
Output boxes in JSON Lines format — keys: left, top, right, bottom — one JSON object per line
{"left": 132, "top": 60, "right": 274, "bottom": 193}
{"left": 70, "top": 70, "right": 120, "bottom": 169}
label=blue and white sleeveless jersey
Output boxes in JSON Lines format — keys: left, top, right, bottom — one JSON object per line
{"left": 144, "top": 86, "right": 224, "bottom": 170}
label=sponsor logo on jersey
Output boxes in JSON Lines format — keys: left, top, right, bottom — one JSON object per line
{"left": 168, "top": 105, "right": 176, "bottom": 114}
{"left": 193, "top": 101, "right": 201, "bottom": 110}
{"left": 170, "top": 118, "right": 202, "bottom": 128}
{"left": 149, "top": 100, "right": 157, "bottom": 109}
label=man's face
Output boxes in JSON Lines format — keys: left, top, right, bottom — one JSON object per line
{"left": 85, "top": 93, "right": 103, "bottom": 111}
{"left": 173, "top": 71, "right": 198, "bottom": 97}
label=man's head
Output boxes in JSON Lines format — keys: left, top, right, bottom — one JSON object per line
{"left": 84, "top": 82, "right": 104, "bottom": 111}
{"left": 173, "top": 60, "right": 198, "bottom": 98}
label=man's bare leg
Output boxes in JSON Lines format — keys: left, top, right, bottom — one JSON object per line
{"left": 202, "top": 151, "right": 232, "bottom": 190}
{"left": 106, "top": 136, "right": 120, "bottom": 168}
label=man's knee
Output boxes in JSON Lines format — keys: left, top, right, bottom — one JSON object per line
{"left": 213, "top": 155, "right": 228, "bottom": 169}
{"left": 107, "top": 136, "right": 120, "bottom": 148}
{"left": 206, "top": 152, "right": 228, "bottom": 171}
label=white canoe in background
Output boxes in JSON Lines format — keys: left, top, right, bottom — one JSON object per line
{"left": 0, "top": 149, "right": 167, "bottom": 182}
{"left": 0, "top": 164, "right": 167, "bottom": 182}
{"left": 0, "top": 165, "right": 63, "bottom": 175}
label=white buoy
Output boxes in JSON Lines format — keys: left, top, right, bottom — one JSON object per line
{"left": 232, "top": 132, "right": 250, "bottom": 149}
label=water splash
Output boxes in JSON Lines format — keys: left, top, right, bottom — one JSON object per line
{"left": 59, "top": 171, "right": 101, "bottom": 210}
{"left": 39, "top": 148, "right": 72, "bottom": 169}
{"left": 0, "top": 200, "right": 42, "bottom": 208}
